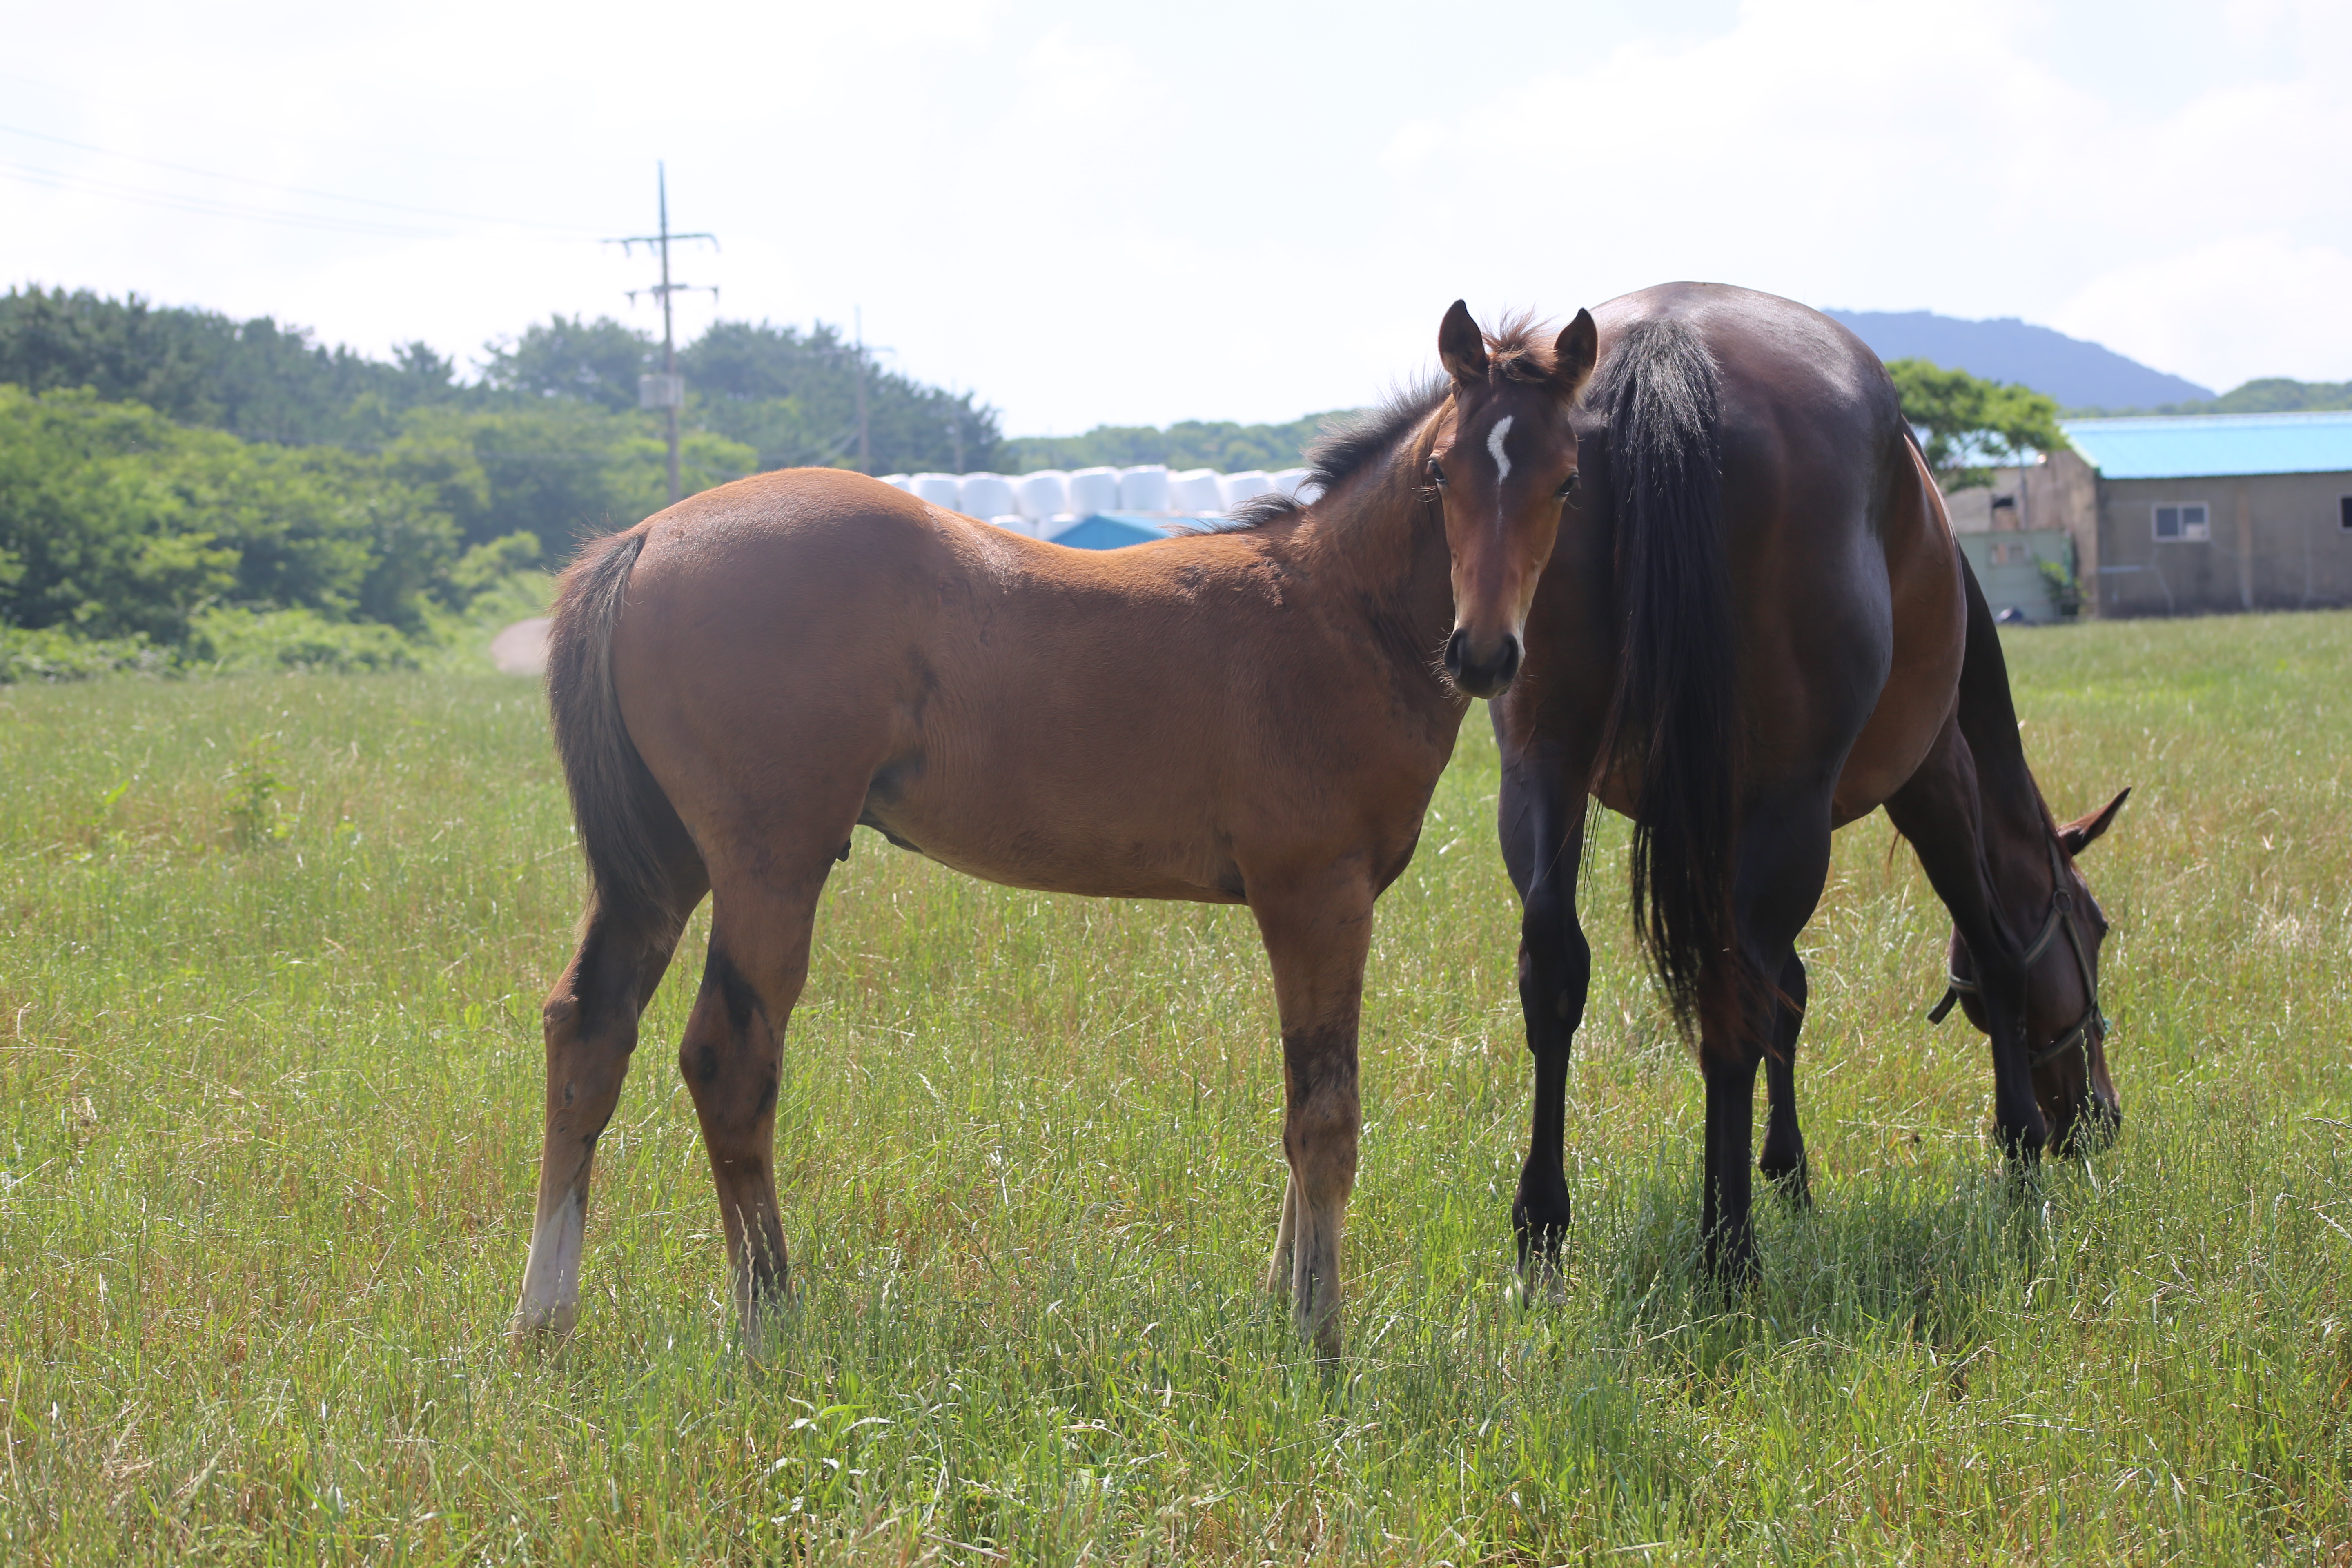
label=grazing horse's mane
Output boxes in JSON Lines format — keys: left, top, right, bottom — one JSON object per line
{"left": 1225, "top": 314, "right": 1564, "bottom": 531}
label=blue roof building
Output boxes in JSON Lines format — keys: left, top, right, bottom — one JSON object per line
{"left": 1980, "top": 411, "right": 2352, "bottom": 618}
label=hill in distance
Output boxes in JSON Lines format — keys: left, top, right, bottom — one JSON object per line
{"left": 1824, "top": 308, "right": 2213, "bottom": 411}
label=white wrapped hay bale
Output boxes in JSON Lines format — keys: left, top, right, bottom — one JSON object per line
{"left": 1117, "top": 465, "right": 1171, "bottom": 512}
{"left": 909, "top": 473, "right": 962, "bottom": 508}
{"left": 1272, "top": 468, "right": 1315, "bottom": 501}
{"left": 958, "top": 472, "right": 1017, "bottom": 519}
{"left": 1015, "top": 470, "right": 1070, "bottom": 521}
{"left": 1066, "top": 466, "right": 1120, "bottom": 516}
{"left": 1169, "top": 468, "right": 1225, "bottom": 514}
{"left": 879, "top": 474, "right": 912, "bottom": 490}
{"left": 1218, "top": 470, "right": 1277, "bottom": 511}
{"left": 990, "top": 514, "right": 1038, "bottom": 538}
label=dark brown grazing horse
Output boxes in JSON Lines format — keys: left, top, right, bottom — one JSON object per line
{"left": 1489, "top": 283, "right": 2127, "bottom": 1283}
{"left": 515, "top": 303, "right": 1599, "bottom": 1356}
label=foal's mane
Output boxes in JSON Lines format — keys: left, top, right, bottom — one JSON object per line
{"left": 1225, "top": 314, "right": 1564, "bottom": 531}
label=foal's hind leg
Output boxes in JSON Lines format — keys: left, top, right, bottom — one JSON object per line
{"left": 1757, "top": 952, "right": 1812, "bottom": 1206}
{"left": 516, "top": 863, "right": 706, "bottom": 1337}
{"left": 1251, "top": 867, "right": 1376, "bottom": 1359}
{"left": 678, "top": 850, "right": 839, "bottom": 1339}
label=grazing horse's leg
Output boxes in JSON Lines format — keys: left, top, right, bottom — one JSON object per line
{"left": 1703, "top": 786, "right": 1835, "bottom": 1285}
{"left": 1496, "top": 746, "right": 1590, "bottom": 1280}
{"left": 1251, "top": 868, "right": 1376, "bottom": 1359}
{"left": 1757, "top": 951, "right": 1811, "bottom": 1205}
{"left": 515, "top": 862, "right": 706, "bottom": 1337}
{"left": 678, "top": 851, "right": 838, "bottom": 1339}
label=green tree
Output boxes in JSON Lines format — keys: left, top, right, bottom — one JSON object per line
{"left": 1886, "top": 358, "right": 2067, "bottom": 490}
{"left": 1003, "top": 410, "right": 1351, "bottom": 475}
{"left": 479, "top": 315, "right": 656, "bottom": 412}
{"left": 682, "top": 319, "right": 1006, "bottom": 474}
{"left": 386, "top": 403, "right": 755, "bottom": 555}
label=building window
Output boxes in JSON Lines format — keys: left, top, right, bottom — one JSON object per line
{"left": 2341, "top": 495, "right": 2352, "bottom": 532}
{"left": 2153, "top": 502, "right": 2209, "bottom": 543}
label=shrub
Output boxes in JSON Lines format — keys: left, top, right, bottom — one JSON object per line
{"left": 189, "top": 607, "right": 421, "bottom": 674}
{"left": 0, "top": 625, "right": 171, "bottom": 683}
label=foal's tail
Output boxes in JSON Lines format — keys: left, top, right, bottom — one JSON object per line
{"left": 547, "top": 527, "right": 691, "bottom": 944}
{"left": 1589, "top": 316, "right": 1743, "bottom": 1046}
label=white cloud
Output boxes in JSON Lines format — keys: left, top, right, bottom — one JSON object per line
{"left": 2, "top": 0, "right": 2346, "bottom": 429}
{"left": 2054, "top": 235, "right": 2352, "bottom": 390}
{"left": 1370, "top": 0, "right": 2349, "bottom": 396}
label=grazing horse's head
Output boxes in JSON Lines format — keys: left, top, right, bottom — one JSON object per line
{"left": 1427, "top": 301, "right": 1597, "bottom": 699}
{"left": 1949, "top": 788, "right": 2131, "bottom": 1154}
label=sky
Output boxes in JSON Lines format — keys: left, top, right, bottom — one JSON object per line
{"left": 3, "top": 0, "right": 2348, "bottom": 434}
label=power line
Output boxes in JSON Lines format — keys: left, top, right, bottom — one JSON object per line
{"left": 0, "top": 159, "right": 464, "bottom": 239}
{"left": 0, "top": 71, "right": 556, "bottom": 170}
{"left": 0, "top": 122, "right": 599, "bottom": 234}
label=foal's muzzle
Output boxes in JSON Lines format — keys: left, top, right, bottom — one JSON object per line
{"left": 1445, "top": 627, "right": 1522, "bottom": 698}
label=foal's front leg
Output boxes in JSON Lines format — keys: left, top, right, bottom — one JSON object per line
{"left": 1251, "top": 870, "right": 1376, "bottom": 1360}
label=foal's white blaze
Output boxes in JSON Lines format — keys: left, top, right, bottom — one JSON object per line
{"left": 1486, "top": 414, "right": 1515, "bottom": 483}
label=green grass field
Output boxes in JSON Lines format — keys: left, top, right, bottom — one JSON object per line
{"left": 4, "top": 611, "right": 2350, "bottom": 1564}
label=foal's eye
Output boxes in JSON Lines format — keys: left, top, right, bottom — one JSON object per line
{"left": 1556, "top": 472, "right": 1581, "bottom": 499}
{"left": 1425, "top": 458, "right": 1446, "bottom": 486}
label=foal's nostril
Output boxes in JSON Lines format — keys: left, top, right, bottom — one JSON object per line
{"left": 1443, "top": 630, "right": 1521, "bottom": 698}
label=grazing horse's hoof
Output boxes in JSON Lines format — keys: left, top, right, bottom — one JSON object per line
{"left": 1703, "top": 1226, "right": 1761, "bottom": 1297}
{"left": 1512, "top": 1176, "right": 1573, "bottom": 1285}
{"left": 1761, "top": 1154, "right": 1813, "bottom": 1209}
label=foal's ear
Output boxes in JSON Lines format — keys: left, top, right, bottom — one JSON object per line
{"left": 2059, "top": 787, "right": 2131, "bottom": 857}
{"left": 1552, "top": 308, "right": 1598, "bottom": 401}
{"left": 1438, "top": 299, "right": 1488, "bottom": 383}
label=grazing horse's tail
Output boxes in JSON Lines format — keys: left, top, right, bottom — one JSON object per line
{"left": 546, "top": 527, "right": 690, "bottom": 942}
{"left": 1590, "top": 317, "right": 1743, "bottom": 1047}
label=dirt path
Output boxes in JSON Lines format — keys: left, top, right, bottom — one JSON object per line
{"left": 490, "top": 617, "right": 551, "bottom": 676}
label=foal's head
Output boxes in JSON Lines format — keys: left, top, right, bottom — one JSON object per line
{"left": 1426, "top": 301, "right": 1598, "bottom": 699}
{"left": 1949, "top": 788, "right": 2131, "bottom": 1153}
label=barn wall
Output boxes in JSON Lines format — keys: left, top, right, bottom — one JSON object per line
{"left": 2092, "top": 470, "right": 2352, "bottom": 617}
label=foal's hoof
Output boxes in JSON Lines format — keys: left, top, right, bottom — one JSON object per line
{"left": 510, "top": 1299, "right": 579, "bottom": 1345}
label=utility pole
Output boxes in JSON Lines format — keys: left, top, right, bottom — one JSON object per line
{"left": 853, "top": 306, "right": 871, "bottom": 474}
{"left": 609, "top": 163, "right": 717, "bottom": 506}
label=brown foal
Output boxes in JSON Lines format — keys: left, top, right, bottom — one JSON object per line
{"left": 514, "top": 303, "right": 1597, "bottom": 1355}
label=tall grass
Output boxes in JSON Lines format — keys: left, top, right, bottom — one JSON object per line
{"left": 2, "top": 612, "right": 2349, "bottom": 1563}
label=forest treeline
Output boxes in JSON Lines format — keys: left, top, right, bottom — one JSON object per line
{"left": 0, "top": 286, "right": 1010, "bottom": 671}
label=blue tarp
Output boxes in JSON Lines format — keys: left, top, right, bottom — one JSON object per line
{"left": 1048, "top": 514, "right": 1189, "bottom": 550}
{"left": 2061, "top": 411, "right": 2352, "bottom": 480}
